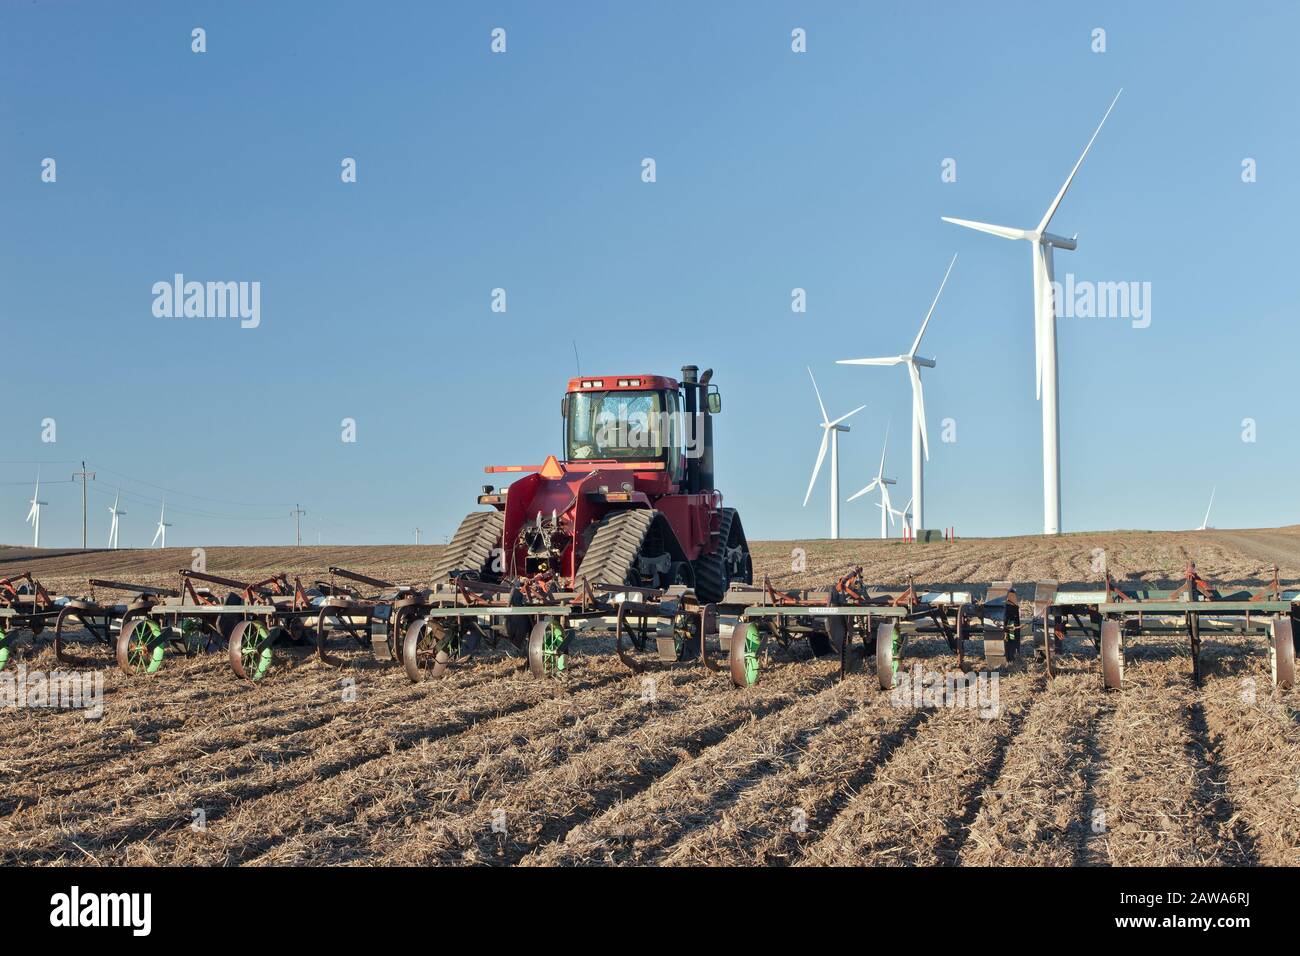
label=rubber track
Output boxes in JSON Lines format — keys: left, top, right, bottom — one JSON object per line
{"left": 693, "top": 507, "right": 737, "bottom": 603}
{"left": 431, "top": 511, "right": 505, "bottom": 583}
{"left": 576, "top": 509, "right": 656, "bottom": 588}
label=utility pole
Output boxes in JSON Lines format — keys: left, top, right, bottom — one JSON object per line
{"left": 72, "top": 461, "right": 95, "bottom": 549}
{"left": 291, "top": 504, "right": 306, "bottom": 546}
{"left": 414, "top": 527, "right": 421, "bottom": 545}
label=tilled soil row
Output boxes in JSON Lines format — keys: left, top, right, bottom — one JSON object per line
{"left": 0, "top": 662, "right": 640, "bottom": 863}
{"left": 1196, "top": 675, "right": 1300, "bottom": 866}
{"left": 523, "top": 672, "right": 870, "bottom": 865}
{"left": 956, "top": 672, "right": 1109, "bottom": 865}
{"left": 206, "top": 667, "right": 720, "bottom": 865}
{"left": 364, "top": 662, "right": 842, "bottom": 865}
{"left": 1090, "top": 657, "right": 1255, "bottom": 865}
{"left": 627, "top": 680, "right": 931, "bottom": 866}
{"left": 0, "top": 655, "right": 522, "bottom": 811}
{"left": 797, "top": 669, "right": 1038, "bottom": 865}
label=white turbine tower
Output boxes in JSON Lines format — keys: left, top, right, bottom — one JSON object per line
{"left": 107, "top": 491, "right": 126, "bottom": 549}
{"left": 26, "top": 471, "right": 47, "bottom": 548}
{"left": 837, "top": 254, "right": 956, "bottom": 536}
{"left": 151, "top": 499, "right": 172, "bottom": 548}
{"left": 943, "top": 89, "right": 1122, "bottom": 535}
{"left": 847, "top": 423, "right": 898, "bottom": 539}
{"left": 801, "top": 367, "right": 866, "bottom": 540}
{"left": 1198, "top": 487, "right": 1216, "bottom": 531}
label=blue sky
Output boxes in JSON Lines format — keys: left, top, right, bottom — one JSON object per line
{"left": 1, "top": 0, "right": 1296, "bottom": 547}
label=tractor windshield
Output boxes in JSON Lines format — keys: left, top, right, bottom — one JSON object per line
{"left": 566, "top": 390, "right": 668, "bottom": 462}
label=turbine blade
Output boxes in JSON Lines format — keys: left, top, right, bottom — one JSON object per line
{"left": 848, "top": 478, "right": 879, "bottom": 502}
{"left": 907, "top": 362, "right": 929, "bottom": 461}
{"left": 803, "top": 432, "right": 830, "bottom": 507}
{"left": 836, "top": 357, "right": 904, "bottom": 367}
{"left": 881, "top": 482, "right": 894, "bottom": 522}
{"left": 827, "top": 403, "right": 867, "bottom": 428}
{"left": 1036, "top": 88, "right": 1123, "bottom": 234}
{"left": 877, "top": 420, "right": 890, "bottom": 479}
{"left": 941, "top": 217, "right": 1030, "bottom": 241}
{"left": 909, "top": 253, "right": 957, "bottom": 357}
{"left": 807, "top": 366, "right": 829, "bottom": 423}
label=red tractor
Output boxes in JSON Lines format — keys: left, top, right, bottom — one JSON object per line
{"left": 434, "top": 365, "right": 752, "bottom": 603}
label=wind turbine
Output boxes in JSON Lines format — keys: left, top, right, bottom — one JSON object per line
{"left": 801, "top": 367, "right": 866, "bottom": 540}
{"left": 837, "top": 254, "right": 956, "bottom": 535}
{"left": 151, "top": 499, "right": 172, "bottom": 548}
{"left": 890, "top": 496, "right": 915, "bottom": 538}
{"left": 1198, "top": 487, "right": 1216, "bottom": 531}
{"left": 943, "top": 89, "right": 1122, "bottom": 535}
{"left": 847, "top": 422, "right": 898, "bottom": 539}
{"left": 107, "top": 491, "right": 126, "bottom": 549}
{"left": 26, "top": 471, "right": 47, "bottom": 548}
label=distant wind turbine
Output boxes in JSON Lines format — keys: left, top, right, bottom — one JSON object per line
{"left": 1198, "top": 487, "right": 1216, "bottom": 531}
{"left": 26, "top": 471, "right": 48, "bottom": 548}
{"left": 838, "top": 254, "right": 956, "bottom": 535}
{"left": 801, "top": 367, "right": 866, "bottom": 540}
{"left": 890, "top": 496, "right": 915, "bottom": 538}
{"left": 847, "top": 423, "right": 898, "bottom": 539}
{"left": 943, "top": 89, "right": 1122, "bottom": 535}
{"left": 107, "top": 491, "right": 126, "bottom": 549}
{"left": 152, "top": 499, "right": 172, "bottom": 548}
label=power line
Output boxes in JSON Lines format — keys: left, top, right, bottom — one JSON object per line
{"left": 84, "top": 462, "right": 298, "bottom": 510}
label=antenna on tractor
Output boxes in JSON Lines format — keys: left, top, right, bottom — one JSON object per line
{"left": 571, "top": 340, "right": 581, "bottom": 376}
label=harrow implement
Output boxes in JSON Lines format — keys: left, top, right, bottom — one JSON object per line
{"left": 401, "top": 573, "right": 602, "bottom": 682}
{"left": 313, "top": 566, "right": 431, "bottom": 667}
{"left": 1040, "top": 564, "right": 1299, "bottom": 690}
{"left": 721, "top": 569, "right": 1021, "bottom": 689}
{"left": 119, "top": 569, "right": 321, "bottom": 681}
{"left": 0, "top": 572, "right": 60, "bottom": 671}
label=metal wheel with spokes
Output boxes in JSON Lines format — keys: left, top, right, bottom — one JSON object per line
{"left": 528, "top": 619, "right": 567, "bottom": 679}
{"left": 402, "top": 617, "right": 448, "bottom": 683}
{"left": 875, "top": 621, "right": 901, "bottom": 690}
{"left": 117, "top": 616, "right": 166, "bottom": 675}
{"left": 229, "top": 619, "right": 275, "bottom": 681}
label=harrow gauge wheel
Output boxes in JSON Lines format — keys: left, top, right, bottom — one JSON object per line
{"left": 729, "top": 621, "right": 762, "bottom": 688}
{"left": 229, "top": 620, "right": 274, "bottom": 681}
{"left": 1270, "top": 616, "right": 1295, "bottom": 690}
{"left": 876, "top": 621, "right": 902, "bottom": 690}
{"left": 1100, "top": 620, "right": 1124, "bottom": 690}
{"left": 402, "top": 618, "right": 446, "bottom": 683}
{"left": 528, "top": 619, "right": 568, "bottom": 679}
{"left": 117, "top": 616, "right": 166, "bottom": 675}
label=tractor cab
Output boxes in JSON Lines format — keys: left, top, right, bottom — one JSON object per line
{"left": 561, "top": 373, "right": 721, "bottom": 492}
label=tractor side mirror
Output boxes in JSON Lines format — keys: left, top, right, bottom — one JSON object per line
{"left": 560, "top": 394, "right": 569, "bottom": 417}
{"left": 706, "top": 387, "right": 721, "bottom": 414}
